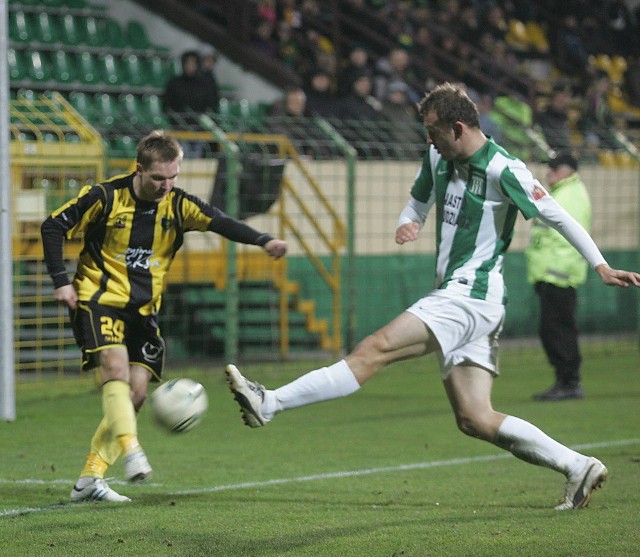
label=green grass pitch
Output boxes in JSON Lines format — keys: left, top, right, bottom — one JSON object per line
{"left": 1, "top": 343, "right": 639, "bottom": 556}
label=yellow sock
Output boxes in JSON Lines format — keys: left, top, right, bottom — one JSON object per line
{"left": 89, "top": 416, "right": 122, "bottom": 466}
{"left": 102, "top": 380, "right": 139, "bottom": 453}
{"left": 80, "top": 452, "right": 109, "bottom": 479}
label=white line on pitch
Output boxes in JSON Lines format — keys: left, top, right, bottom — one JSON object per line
{"left": 1, "top": 437, "right": 638, "bottom": 518}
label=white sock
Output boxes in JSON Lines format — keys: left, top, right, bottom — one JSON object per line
{"left": 262, "top": 359, "right": 361, "bottom": 419}
{"left": 495, "top": 415, "right": 586, "bottom": 477}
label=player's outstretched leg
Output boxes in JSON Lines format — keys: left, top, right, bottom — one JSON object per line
{"left": 225, "top": 364, "right": 269, "bottom": 428}
{"left": 555, "top": 456, "right": 608, "bottom": 510}
{"left": 70, "top": 477, "right": 131, "bottom": 503}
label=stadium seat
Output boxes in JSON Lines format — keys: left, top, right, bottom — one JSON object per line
{"left": 146, "top": 55, "right": 171, "bottom": 88}
{"left": 74, "top": 52, "right": 101, "bottom": 84}
{"left": 109, "top": 135, "right": 138, "bottom": 157}
{"left": 103, "top": 19, "right": 126, "bottom": 49}
{"left": 25, "top": 51, "right": 52, "bottom": 83}
{"left": 93, "top": 93, "right": 121, "bottom": 126}
{"left": 98, "top": 53, "right": 123, "bottom": 86}
{"left": 126, "top": 20, "right": 152, "bottom": 50}
{"left": 141, "top": 94, "right": 170, "bottom": 128}
{"left": 8, "top": 10, "right": 32, "bottom": 43}
{"left": 121, "top": 54, "right": 148, "bottom": 87}
{"left": 119, "top": 93, "right": 144, "bottom": 125}
{"left": 67, "top": 90, "right": 94, "bottom": 119}
{"left": 31, "top": 12, "right": 59, "bottom": 44}
{"left": 8, "top": 48, "right": 28, "bottom": 81}
{"left": 50, "top": 51, "right": 76, "bottom": 84}
{"left": 58, "top": 14, "right": 83, "bottom": 45}
{"left": 78, "top": 16, "right": 103, "bottom": 47}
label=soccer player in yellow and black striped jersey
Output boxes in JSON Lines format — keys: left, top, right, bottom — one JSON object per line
{"left": 41, "top": 130, "right": 287, "bottom": 502}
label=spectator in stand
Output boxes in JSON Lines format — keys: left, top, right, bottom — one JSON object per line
{"left": 337, "top": 71, "right": 388, "bottom": 158}
{"left": 304, "top": 68, "right": 341, "bottom": 118}
{"left": 251, "top": 19, "right": 278, "bottom": 59}
{"left": 474, "top": 92, "right": 505, "bottom": 144}
{"left": 535, "top": 84, "right": 573, "bottom": 152}
{"left": 199, "top": 44, "right": 221, "bottom": 108}
{"left": 379, "top": 81, "right": 424, "bottom": 154}
{"left": 337, "top": 45, "right": 374, "bottom": 98}
{"left": 552, "top": 15, "right": 591, "bottom": 91}
{"left": 605, "top": 0, "right": 637, "bottom": 56}
{"left": 163, "top": 50, "right": 219, "bottom": 157}
{"left": 374, "top": 47, "right": 420, "bottom": 104}
{"left": 481, "top": 3, "right": 508, "bottom": 42}
{"left": 268, "top": 85, "right": 332, "bottom": 159}
{"left": 624, "top": 55, "right": 640, "bottom": 108}
{"left": 581, "top": 70, "right": 621, "bottom": 151}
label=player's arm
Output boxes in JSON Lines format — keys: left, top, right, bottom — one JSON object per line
{"left": 41, "top": 185, "right": 105, "bottom": 306}
{"left": 183, "top": 194, "right": 287, "bottom": 259}
{"left": 396, "top": 196, "right": 432, "bottom": 245}
{"left": 537, "top": 198, "right": 640, "bottom": 288}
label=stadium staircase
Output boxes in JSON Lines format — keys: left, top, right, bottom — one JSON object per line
{"left": 164, "top": 280, "right": 330, "bottom": 359}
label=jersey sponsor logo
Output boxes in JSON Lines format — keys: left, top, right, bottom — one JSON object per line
{"left": 117, "top": 247, "right": 159, "bottom": 270}
{"left": 115, "top": 216, "right": 127, "bottom": 229}
{"left": 532, "top": 184, "right": 547, "bottom": 200}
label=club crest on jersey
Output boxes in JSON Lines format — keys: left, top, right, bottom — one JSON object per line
{"left": 161, "top": 217, "right": 175, "bottom": 231}
{"left": 114, "top": 216, "right": 127, "bottom": 229}
{"left": 469, "top": 174, "right": 485, "bottom": 196}
{"left": 532, "top": 183, "right": 547, "bottom": 200}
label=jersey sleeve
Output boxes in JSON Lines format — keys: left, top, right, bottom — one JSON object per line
{"left": 41, "top": 184, "right": 106, "bottom": 288}
{"left": 179, "top": 192, "right": 273, "bottom": 246}
{"left": 409, "top": 151, "right": 435, "bottom": 203}
{"left": 496, "top": 162, "right": 548, "bottom": 220}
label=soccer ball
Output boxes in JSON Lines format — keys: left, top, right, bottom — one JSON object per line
{"left": 150, "top": 378, "right": 208, "bottom": 433}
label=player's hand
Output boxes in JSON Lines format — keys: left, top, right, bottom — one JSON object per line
{"left": 595, "top": 264, "right": 640, "bottom": 287}
{"left": 395, "top": 222, "right": 420, "bottom": 245}
{"left": 54, "top": 284, "right": 78, "bottom": 309}
{"left": 264, "top": 239, "right": 287, "bottom": 259}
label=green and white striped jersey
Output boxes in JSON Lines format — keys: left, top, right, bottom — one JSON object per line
{"left": 410, "top": 139, "right": 552, "bottom": 305}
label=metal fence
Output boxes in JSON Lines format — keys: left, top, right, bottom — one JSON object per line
{"left": 10, "top": 102, "right": 640, "bottom": 382}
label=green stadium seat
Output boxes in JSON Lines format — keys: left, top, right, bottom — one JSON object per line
{"left": 119, "top": 93, "right": 144, "bottom": 125}
{"left": 16, "top": 88, "right": 38, "bottom": 102}
{"left": 31, "top": 12, "right": 59, "bottom": 44}
{"left": 93, "top": 93, "right": 121, "bottom": 126}
{"left": 67, "top": 90, "right": 94, "bottom": 119}
{"left": 74, "top": 52, "right": 100, "bottom": 84}
{"left": 146, "top": 55, "right": 170, "bottom": 88}
{"left": 103, "top": 19, "right": 126, "bottom": 49}
{"left": 25, "top": 51, "right": 52, "bottom": 83}
{"left": 58, "top": 14, "right": 83, "bottom": 45}
{"left": 141, "top": 94, "right": 170, "bottom": 128}
{"left": 78, "top": 16, "right": 103, "bottom": 47}
{"left": 121, "top": 54, "right": 148, "bottom": 87}
{"left": 50, "top": 51, "right": 76, "bottom": 84}
{"left": 8, "top": 48, "right": 27, "bottom": 81}
{"left": 126, "top": 20, "right": 152, "bottom": 49}
{"left": 109, "top": 135, "right": 137, "bottom": 157}
{"left": 8, "top": 10, "right": 32, "bottom": 43}
{"left": 98, "top": 53, "right": 123, "bottom": 86}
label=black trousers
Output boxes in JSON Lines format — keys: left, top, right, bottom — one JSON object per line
{"left": 534, "top": 282, "right": 582, "bottom": 387}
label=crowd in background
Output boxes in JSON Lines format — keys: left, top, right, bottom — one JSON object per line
{"left": 175, "top": 0, "right": 640, "bottom": 159}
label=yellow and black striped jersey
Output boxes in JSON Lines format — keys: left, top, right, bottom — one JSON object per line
{"left": 42, "top": 172, "right": 273, "bottom": 315}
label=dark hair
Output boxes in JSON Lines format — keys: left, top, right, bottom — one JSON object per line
{"left": 180, "top": 50, "right": 201, "bottom": 66}
{"left": 137, "top": 130, "right": 183, "bottom": 169}
{"left": 418, "top": 82, "right": 480, "bottom": 129}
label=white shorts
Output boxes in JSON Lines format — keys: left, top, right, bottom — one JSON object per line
{"left": 406, "top": 289, "right": 505, "bottom": 379}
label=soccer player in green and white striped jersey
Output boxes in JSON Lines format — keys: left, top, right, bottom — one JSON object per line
{"left": 226, "top": 83, "right": 640, "bottom": 510}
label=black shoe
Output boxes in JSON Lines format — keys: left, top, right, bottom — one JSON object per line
{"left": 533, "top": 384, "right": 584, "bottom": 401}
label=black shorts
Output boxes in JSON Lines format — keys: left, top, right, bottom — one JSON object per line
{"left": 71, "top": 302, "right": 165, "bottom": 381}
